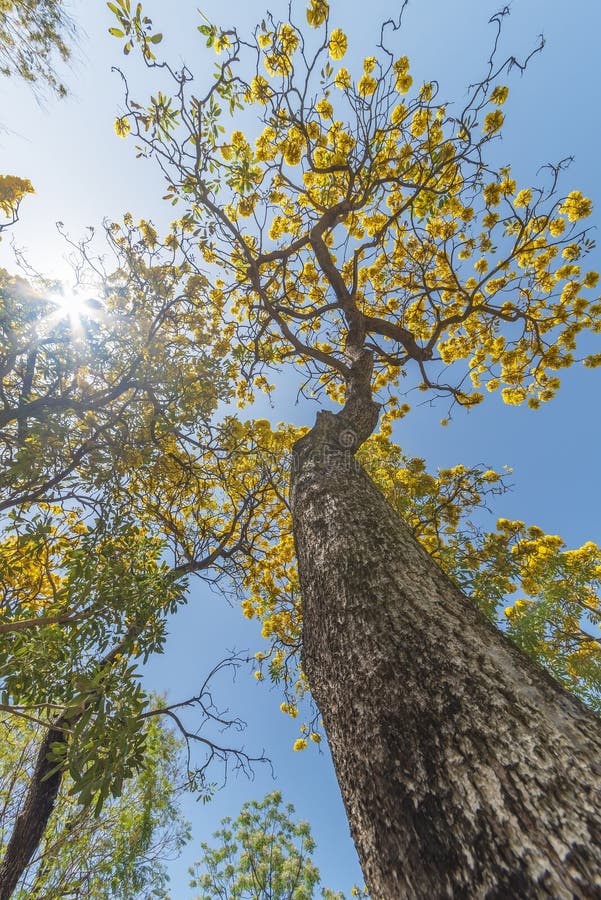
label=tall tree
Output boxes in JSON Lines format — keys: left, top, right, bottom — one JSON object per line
{"left": 112, "top": 1, "right": 601, "bottom": 896}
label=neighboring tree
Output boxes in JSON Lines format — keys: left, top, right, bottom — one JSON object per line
{"left": 0, "top": 712, "right": 189, "bottom": 898}
{"left": 0, "top": 222, "right": 281, "bottom": 894}
{"left": 0, "top": 0, "right": 73, "bottom": 97}
{"left": 111, "top": 1, "right": 601, "bottom": 896}
{"left": 190, "top": 791, "right": 345, "bottom": 900}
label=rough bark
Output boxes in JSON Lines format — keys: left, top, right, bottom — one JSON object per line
{"left": 291, "top": 410, "right": 601, "bottom": 899}
{"left": 0, "top": 725, "right": 65, "bottom": 900}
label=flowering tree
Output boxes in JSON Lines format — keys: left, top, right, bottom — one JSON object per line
{"left": 107, "top": 0, "right": 601, "bottom": 894}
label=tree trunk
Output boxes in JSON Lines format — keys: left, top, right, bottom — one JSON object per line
{"left": 291, "top": 410, "right": 601, "bottom": 899}
{"left": 0, "top": 725, "right": 64, "bottom": 899}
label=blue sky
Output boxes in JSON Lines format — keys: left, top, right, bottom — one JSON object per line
{"left": 2, "top": 0, "right": 601, "bottom": 895}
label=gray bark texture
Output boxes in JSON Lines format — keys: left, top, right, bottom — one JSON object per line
{"left": 290, "top": 409, "right": 601, "bottom": 899}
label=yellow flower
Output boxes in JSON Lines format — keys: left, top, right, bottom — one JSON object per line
{"left": 250, "top": 75, "right": 272, "bottom": 104}
{"left": 238, "top": 195, "right": 257, "bottom": 217}
{"left": 562, "top": 243, "right": 581, "bottom": 261}
{"left": 114, "top": 116, "right": 131, "bottom": 138}
{"left": 278, "top": 23, "right": 299, "bottom": 56}
{"left": 490, "top": 85, "right": 509, "bottom": 105}
{"left": 395, "top": 73, "right": 412, "bottom": 94}
{"left": 328, "top": 28, "right": 348, "bottom": 60}
{"left": 483, "top": 109, "right": 504, "bottom": 134}
{"left": 548, "top": 218, "right": 566, "bottom": 237}
{"left": 281, "top": 129, "right": 304, "bottom": 166}
{"left": 559, "top": 190, "right": 593, "bottom": 222}
{"left": 241, "top": 599, "right": 255, "bottom": 618}
{"left": 483, "top": 183, "right": 501, "bottom": 206}
{"left": 500, "top": 178, "right": 516, "bottom": 195}
{"left": 514, "top": 189, "right": 532, "bottom": 208}
{"left": 393, "top": 55, "right": 410, "bottom": 75}
{"left": 393, "top": 56, "right": 412, "bottom": 93}
{"left": 584, "top": 271, "right": 600, "bottom": 289}
{"left": 315, "top": 98, "right": 333, "bottom": 118}
{"left": 139, "top": 220, "right": 157, "bottom": 247}
{"left": 390, "top": 103, "right": 407, "bottom": 125}
{"left": 410, "top": 108, "right": 428, "bottom": 137}
{"left": 419, "top": 82, "right": 433, "bottom": 102}
{"left": 358, "top": 74, "right": 377, "bottom": 97}
{"left": 214, "top": 32, "right": 231, "bottom": 54}
{"left": 293, "top": 738, "right": 307, "bottom": 751}
{"left": 231, "top": 130, "right": 247, "bottom": 148}
{"left": 334, "top": 67, "right": 351, "bottom": 90}
{"left": 501, "top": 386, "right": 527, "bottom": 405}
{"left": 306, "top": 0, "right": 329, "bottom": 27}
{"left": 363, "top": 56, "right": 376, "bottom": 73}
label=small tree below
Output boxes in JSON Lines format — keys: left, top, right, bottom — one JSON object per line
{"left": 190, "top": 791, "right": 348, "bottom": 900}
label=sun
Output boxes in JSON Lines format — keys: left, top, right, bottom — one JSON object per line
{"left": 52, "top": 291, "right": 88, "bottom": 322}
{"left": 49, "top": 291, "right": 103, "bottom": 336}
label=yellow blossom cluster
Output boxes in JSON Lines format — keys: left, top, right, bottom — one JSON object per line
{"left": 306, "top": 0, "right": 328, "bottom": 28}
{"left": 0, "top": 173, "right": 34, "bottom": 224}
{"left": 114, "top": 116, "right": 131, "bottom": 137}
{"left": 329, "top": 28, "right": 347, "bottom": 60}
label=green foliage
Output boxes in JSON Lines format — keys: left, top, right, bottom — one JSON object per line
{"left": 0, "top": 0, "right": 73, "bottom": 96}
{"left": 0, "top": 712, "right": 190, "bottom": 898}
{"left": 189, "top": 791, "right": 347, "bottom": 899}
{"left": 0, "top": 237, "right": 221, "bottom": 806}
{"left": 108, "top": 0, "right": 162, "bottom": 59}
{"left": 0, "top": 220, "right": 275, "bottom": 812}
